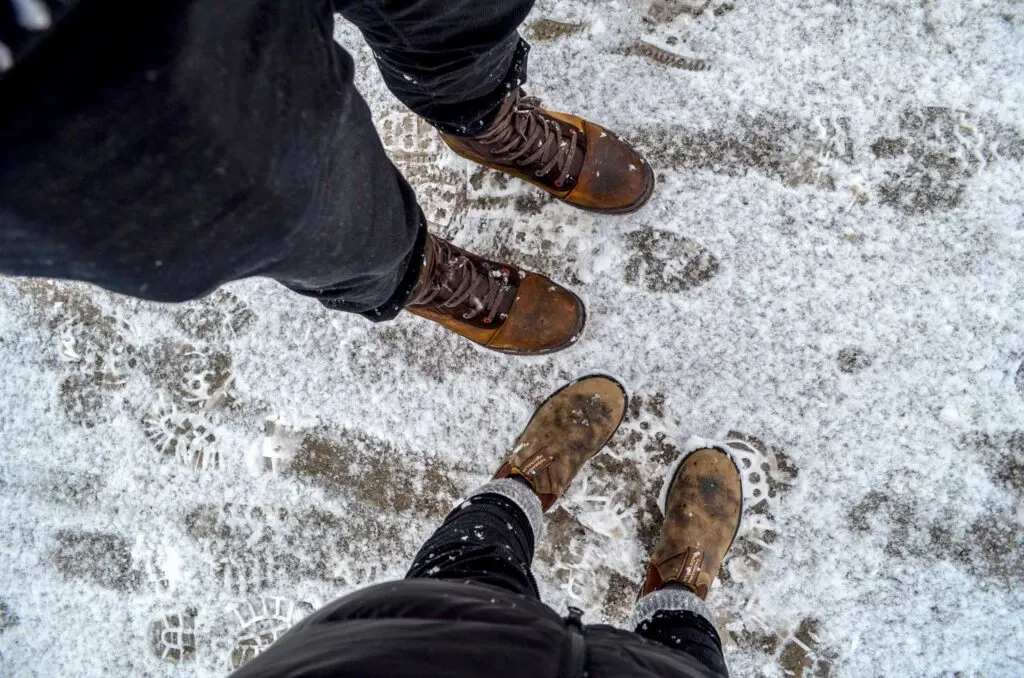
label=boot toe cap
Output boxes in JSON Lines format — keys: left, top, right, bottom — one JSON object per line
{"left": 486, "top": 274, "right": 585, "bottom": 354}
{"left": 565, "top": 121, "right": 655, "bottom": 214}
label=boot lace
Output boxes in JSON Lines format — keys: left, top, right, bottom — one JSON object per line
{"left": 476, "top": 91, "right": 580, "bottom": 188}
{"left": 410, "top": 238, "right": 512, "bottom": 324}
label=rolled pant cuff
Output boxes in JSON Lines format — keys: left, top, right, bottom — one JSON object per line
{"left": 631, "top": 588, "right": 717, "bottom": 631}
{"left": 470, "top": 478, "right": 543, "bottom": 543}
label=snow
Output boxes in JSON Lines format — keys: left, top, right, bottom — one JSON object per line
{"left": 2, "top": 0, "right": 1024, "bottom": 676}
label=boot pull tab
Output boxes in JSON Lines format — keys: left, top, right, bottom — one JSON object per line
{"left": 565, "top": 606, "right": 584, "bottom": 629}
{"left": 558, "top": 606, "right": 587, "bottom": 678}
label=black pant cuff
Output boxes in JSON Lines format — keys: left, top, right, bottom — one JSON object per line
{"left": 426, "top": 39, "right": 530, "bottom": 137}
{"left": 359, "top": 216, "right": 428, "bottom": 321}
{"left": 313, "top": 214, "right": 427, "bottom": 321}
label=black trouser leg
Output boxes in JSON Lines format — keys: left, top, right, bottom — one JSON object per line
{"left": 636, "top": 610, "right": 730, "bottom": 677}
{"left": 0, "top": 0, "right": 423, "bottom": 319}
{"left": 407, "top": 483, "right": 541, "bottom": 597}
{"left": 336, "top": 0, "right": 535, "bottom": 135}
{"left": 632, "top": 585, "right": 731, "bottom": 677}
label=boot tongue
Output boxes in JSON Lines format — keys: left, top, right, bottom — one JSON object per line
{"left": 533, "top": 109, "right": 586, "bottom": 183}
{"left": 412, "top": 237, "right": 436, "bottom": 297}
{"left": 458, "top": 259, "right": 518, "bottom": 322}
{"left": 478, "top": 91, "right": 587, "bottom": 190}
{"left": 491, "top": 91, "right": 519, "bottom": 125}
{"left": 408, "top": 237, "right": 439, "bottom": 307}
{"left": 487, "top": 266, "right": 518, "bottom": 319}
{"left": 409, "top": 237, "right": 519, "bottom": 326}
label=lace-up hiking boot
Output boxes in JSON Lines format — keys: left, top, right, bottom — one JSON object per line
{"left": 406, "top": 234, "right": 585, "bottom": 355}
{"left": 640, "top": 448, "right": 742, "bottom": 599}
{"left": 493, "top": 375, "right": 627, "bottom": 510}
{"left": 440, "top": 89, "right": 655, "bottom": 215}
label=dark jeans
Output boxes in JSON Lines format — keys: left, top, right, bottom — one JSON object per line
{"left": 407, "top": 492, "right": 730, "bottom": 677}
{"left": 0, "top": 0, "right": 531, "bottom": 319}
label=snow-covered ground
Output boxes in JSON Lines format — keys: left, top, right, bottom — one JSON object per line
{"left": 2, "top": 0, "right": 1023, "bottom": 675}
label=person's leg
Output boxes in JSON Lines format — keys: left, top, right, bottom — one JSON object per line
{"left": 408, "top": 375, "right": 627, "bottom": 594}
{"left": 0, "top": 0, "right": 421, "bottom": 319}
{"left": 335, "top": 0, "right": 533, "bottom": 136}
{"left": 632, "top": 587, "right": 730, "bottom": 677}
{"left": 1, "top": 0, "right": 585, "bottom": 352}
{"left": 338, "top": 0, "right": 655, "bottom": 214}
{"left": 630, "top": 447, "right": 742, "bottom": 678}
{"left": 407, "top": 478, "right": 542, "bottom": 596}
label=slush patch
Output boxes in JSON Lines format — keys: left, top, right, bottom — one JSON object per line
{"left": 624, "top": 227, "right": 719, "bottom": 293}
{"left": 633, "top": 114, "right": 852, "bottom": 190}
{"left": 836, "top": 347, "right": 873, "bottom": 374}
{"left": 732, "top": 616, "right": 838, "bottom": 678}
{"left": 959, "top": 431, "right": 1023, "bottom": 497}
{"left": 848, "top": 485, "right": 1023, "bottom": 587}
{"left": 291, "top": 431, "right": 461, "bottom": 519}
{"left": 184, "top": 502, "right": 409, "bottom": 593}
{"left": 0, "top": 600, "right": 18, "bottom": 633}
{"left": 874, "top": 108, "right": 1024, "bottom": 215}
{"left": 52, "top": 530, "right": 141, "bottom": 591}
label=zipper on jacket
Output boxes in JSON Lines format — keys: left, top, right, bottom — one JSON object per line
{"left": 558, "top": 606, "right": 587, "bottom": 678}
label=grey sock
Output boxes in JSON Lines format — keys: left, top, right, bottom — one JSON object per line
{"left": 468, "top": 478, "right": 544, "bottom": 542}
{"left": 631, "top": 587, "right": 717, "bottom": 631}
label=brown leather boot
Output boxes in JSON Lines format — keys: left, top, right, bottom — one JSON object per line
{"left": 440, "top": 89, "right": 655, "bottom": 215}
{"left": 493, "top": 375, "right": 627, "bottom": 510}
{"left": 640, "top": 448, "right": 743, "bottom": 599}
{"left": 406, "top": 234, "right": 585, "bottom": 355}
